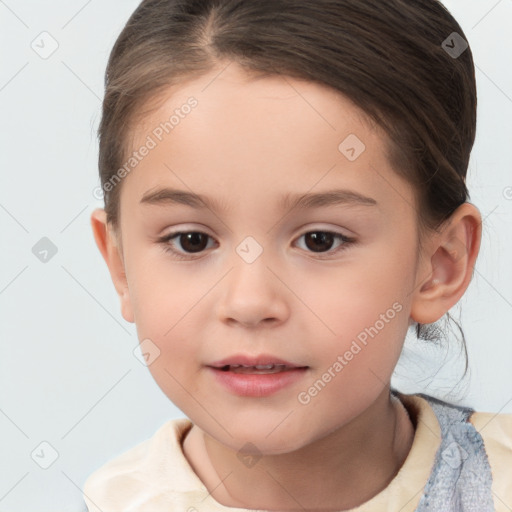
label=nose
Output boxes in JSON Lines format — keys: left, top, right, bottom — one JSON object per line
{"left": 216, "top": 253, "right": 290, "bottom": 328}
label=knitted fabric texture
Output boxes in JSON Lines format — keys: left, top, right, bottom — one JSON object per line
{"left": 406, "top": 392, "right": 495, "bottom": 511}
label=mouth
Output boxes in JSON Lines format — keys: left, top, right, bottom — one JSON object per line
{"left": 215, "top": 363, "right": 303, "bottom": 374}
{"left": 206, "top": 354, "right": 309, "bottom": 396}
{"left": 208, "top": 354, "right": 309, "bottom": 374}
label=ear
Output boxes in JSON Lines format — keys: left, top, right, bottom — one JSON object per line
{"left": 90, "top": 208, "right": 134, "bottom": 323}
{"left": 410, "top": 202, "right": 482, "bottom": 325}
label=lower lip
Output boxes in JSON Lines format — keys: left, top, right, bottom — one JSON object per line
{"left": 208, "top": 367, "right": 308, "bottom": 397}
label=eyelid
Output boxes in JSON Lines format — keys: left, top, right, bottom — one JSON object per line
{"left": 159, "top": 222, "right": 355, "bottom": 238}
{"left": 158, "top": 224, "right": 354, "bottom": 243}
{"left": 292, "top": 222, "right": 357, "bottom": 239}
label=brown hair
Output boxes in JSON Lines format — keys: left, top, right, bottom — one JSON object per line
{"left": 97, "top": 0, "right": 477, "bottom": 377}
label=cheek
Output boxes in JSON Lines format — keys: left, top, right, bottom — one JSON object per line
{"left": 127, "top": 251, "right": 209, "bottom": 334}
{"left": 293, "top": 250, "right": 413, "bottom": 382}
{"left": 126, "top": 259, "right": 206, "bottom": 388}
{"left": 139, "top": 315, "right": 203, "bottom": 414}
{"left": 296, "top": 257, "right": 411, "bottom": 338}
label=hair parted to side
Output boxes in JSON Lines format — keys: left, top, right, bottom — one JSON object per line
{"left": 97, "top": 0, "right": 477, "bottom": 377}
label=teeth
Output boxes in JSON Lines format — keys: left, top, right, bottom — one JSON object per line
{"left": 221, "top": 364, "right": 290, "bottom": 374}
{"left": 227, "top": 364, "right": 277, "bottom": 369}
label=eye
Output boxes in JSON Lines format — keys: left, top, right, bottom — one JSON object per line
{"left": 158, "top": 231, "right": 216, "bottom": 259}
{"left": 157, "top": 229, "right": 355, "bottom": 260}
{"left": 295, "top": 231, "right": 355, "bottom": 257}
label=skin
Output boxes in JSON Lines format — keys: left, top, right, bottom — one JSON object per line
{"left": 91, "top": 61, "right": 482, "bottom": 510}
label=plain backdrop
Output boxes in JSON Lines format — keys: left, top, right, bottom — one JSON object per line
{"left": 0, "top": 0, "right": 511, "bottom": 510}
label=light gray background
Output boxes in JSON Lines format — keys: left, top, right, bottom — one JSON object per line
{"left": 0, "top": 0, "right": 511, "bottom": 510}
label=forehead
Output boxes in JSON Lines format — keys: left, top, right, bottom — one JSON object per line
{"left": 131, "top": 63, "right": 381, "bottom": 150}
{"left": 122, "top": 63, "right": 415, "bottom": 220}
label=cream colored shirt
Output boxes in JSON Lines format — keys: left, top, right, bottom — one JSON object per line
{"left": 83, "top": 393, "right": 512, "bottom": 511}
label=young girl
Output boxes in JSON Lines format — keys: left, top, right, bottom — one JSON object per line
{"left": 84, "top": 0, "right": 512, "bottom": 510}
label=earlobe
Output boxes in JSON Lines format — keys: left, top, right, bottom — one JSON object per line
{"left": 410, "top": 203, "right": 482, "bottom": 325}
{"left": 90, "top": 208, "right": 135, "bottom": 323}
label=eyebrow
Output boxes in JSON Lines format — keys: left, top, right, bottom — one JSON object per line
{"left": 140, "top": 187, "right": 378, "bottom": 212}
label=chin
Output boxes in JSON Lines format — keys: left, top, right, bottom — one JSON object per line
{"left": 200, "top": 418, "right": 316, "bottom": 456}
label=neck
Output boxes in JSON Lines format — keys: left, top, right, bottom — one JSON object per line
{"left": 182, "top": 388, "right": 415, "bottom": 510}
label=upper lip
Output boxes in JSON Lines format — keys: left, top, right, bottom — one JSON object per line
{"left": 208, "top": 354, "right": 307, "bottom": 368}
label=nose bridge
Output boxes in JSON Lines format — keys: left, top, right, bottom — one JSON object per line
{"left": 217, "top": 234, "right": 288, "bottom": 326}
{"left": 231, "top": 233, "right": 276, "bottom": 299}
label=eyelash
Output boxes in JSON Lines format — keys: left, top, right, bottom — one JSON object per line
{"left": 157, "top": 229, "right": 356, "bottom": 260}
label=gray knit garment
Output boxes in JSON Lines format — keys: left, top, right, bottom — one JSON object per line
{"left": 391, "top": 390, "right": 496, "bottom": 511}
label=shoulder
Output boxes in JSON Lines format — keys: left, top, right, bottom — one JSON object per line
{"left": 412, "top": 392, "right": 512, "bottom": 510}
{"left": 83, "top": 418, "right": 200, "bottom": 512}
{"left": 469, "top": 409, "right": 512, "bottom": 510}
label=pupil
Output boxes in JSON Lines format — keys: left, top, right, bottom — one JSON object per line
{"left": 306, "top": 232, "right": 333, "bottom": 252}
{"left": 181, "top": 233, "right": 207, "bottom": 253}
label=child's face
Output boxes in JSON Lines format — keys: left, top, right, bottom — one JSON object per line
{"left": 111, "top": 63, "right": 425, "bottom": 453}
